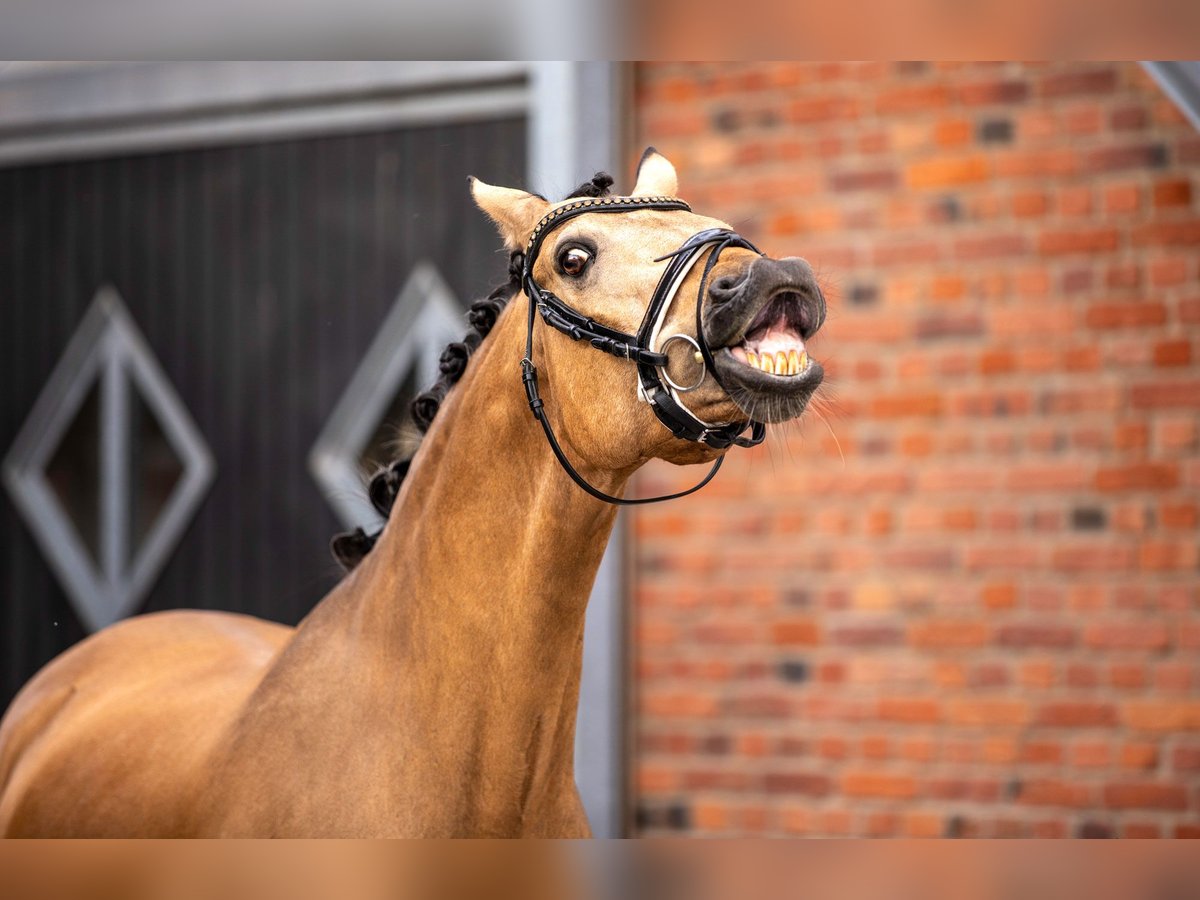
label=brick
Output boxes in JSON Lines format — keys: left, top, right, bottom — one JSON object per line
{"left": 996, "top": 624, "right": 1077, "bottom": 649}
{"left": 904, "top": 813, "right": 942, "bottom": 838}
{"left": 1095, "top": 463, "right": 1179, "bottom": 491}
{"left": 1104, "top": 183, "right": 1141, "bottom": 213}
{"left": 829, "top": 168, "right": 899, "bottom": 192}
{"left": 1038, "top": 227, "right": 1119, "bottom": 255}
{"left": 927, "top": 778, "right": 1000, "bottom": 803}
{"left": 975, "top": 118, "right": 1012, "bottom": 144}
{"left": 1058, "top": 186, "right": 1093, "bottom": 216}
{"left": 873, "top": 240, "right": 942, "bottom": 266}
{"left": 1072, "top": 742, "right": 1111, "bottom": 767}
{"left": 1087, "top": 143, "right": 1168, "bottom": 174}
{"left": 1083, "top": 301, "right": 1167, "bottom": 329}
{"left": 831, "top": 624, "right": 902, "bottom": 647}
{"left": 725, "top": 693, "right": 790, "bottom": 717}
{"left": 911, "top": 620, "right": 989, "bottom": 649}
{"left": 763, "top": 772, "right": 831, "bottom": 796}
{"left": 1042, "top": 67, "right": 1117, "bottom": 97}
{"left": 1120, "top": 743, "right": 1158, "bottom": 770}
{"left": 1111, "top": 105, "right": 1148, "bottom": 130}
{"left": 1012, "top": 190, "right": 1049, "bottom": 217}
{"left": 949, "top": 698, "right": 1029, "bottom": 726}
{"left": 1022, "top": 741, "right": 1063, "bottom": 764}
{"left": 1016, "top": 779, "right": 1092, "bottom": 808}
{"left": 1107, "top": 261, "right": 1141, "bottom": 288}
{"left": 906, "top": 155, "right": 990, "bottom": 188}
{"left": 1150, "top": 256, "right": 1189, "bottom": 286}
{"left": 1111, "top": 664, "right": 1149, "bottom": 690}
{"left": 1085, "top": 622, "right": 1170, "bottom": 651}
{"left": 1140, "top": 541, "right": 1199, "bottom": 570}
{"left": 1007, "top": 464, "right": 1090, "bottom": 491}
{"left": 637, "top": 766, "right": 679, "bottom": 793}
{"left": 876, "top": 84, "right": 952, "bottom": 114}
{"left": 817, "top": 737, "right": 849, "bottom": 760}
{"left": 1160, "top": 502, "right": 1198, "bottom": 528}
{"left": 1174, "top": 746, "right": 1200, "bottom": 771}
{"left": 642, "top": 691, "right": 719, "bottom": 719}
{"left": 1051, "top": 545, "right": 1135, "bottom": 571}
{"left": 1036, "top": 702, "right": 1117, "bottom": 727}
{"left": 1152, "top": 178, "right": 1192, "bottom": 208}
{"left": 769, "top": 616, "right": 820, "bottom": 647}
{"left": 1103, "top": 783, "right": 1188, "bottom": 811}
{"left": 871, "top": 393, "right": 943, "bottom": 418}
{"left": 683, "top": 769, "right": 750, "bottom": 791}
{"left": 1132, "top": 221, "right": 1200, "bottom": 247}
{"left": 879, "top": 697, "right": 941, "bottom": 724}
{"left": 1154, "top": 340, "right": 1191, "bottom": 367}
{"left": 787, "top": 96, "right": 861, "bottom": 124}
{"left": 1124, "top": 702, "right": 1200, "bottom": 731}
{"left": 915, "top": 312, "right": 984, "bottom": 338}
{"left": 1020, "top": 661, "right": 1057, "bottom": 689}
{"left": 861, "top": 735, "right": 891, "bottom": 760}
{"left": 981, "top": 582, "right": 1017, "bottom": 610}
{"left": 953, "top": 234, "right": 1028, "bottom": 260}
{"left": 692, "top": 801, "right": 727, "bottom": 832}
{"left": 934, "top": 118, "right": 972, "bottom": 147}
{"left": 843, "top": 771, "right": 918, "bottom": 799}
{"left": 958, "top": 79, "right": 1029, "bottom": 105}
{"left": 1156, "top": 662, "right": 1192, "bottom": 691}
{"left": 1130, "top": 381, "right": 1200, "bottom": 409}
{"left": 996, "top": 148, "right": 1079, "bottom": 179}
{"left": 1161, "top": 422, "right": 1200, "bottom": 453}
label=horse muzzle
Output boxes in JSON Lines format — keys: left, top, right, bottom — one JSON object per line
{"left": 702, "top": 256, "right": 827, "bottom": 422}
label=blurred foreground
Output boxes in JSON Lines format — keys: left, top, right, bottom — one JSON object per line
{"left": 3, "top": 840, "right": 1200, "bottom": 900}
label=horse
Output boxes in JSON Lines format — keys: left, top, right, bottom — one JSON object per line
{"left": 0, "top": 149, "right": 826, "bottom": 837}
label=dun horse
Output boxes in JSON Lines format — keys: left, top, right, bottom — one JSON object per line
{"left": 0, "top": 150, "right": 826, "bottom": 837}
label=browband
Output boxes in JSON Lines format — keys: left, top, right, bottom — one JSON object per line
{"left": 519, "top": 194, "right": 766, "bottom": 505}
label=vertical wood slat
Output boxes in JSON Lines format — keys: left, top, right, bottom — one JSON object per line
{"left": 0, "top": 119, "right": 526, "bottom": 709}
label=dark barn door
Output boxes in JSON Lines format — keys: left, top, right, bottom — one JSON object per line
{"left": 0, "top": 119, "right": 526, "bottom": 709}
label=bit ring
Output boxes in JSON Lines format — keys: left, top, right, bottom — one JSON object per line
{"left": 657, "top": 334, "right": 707, "bottom": 393}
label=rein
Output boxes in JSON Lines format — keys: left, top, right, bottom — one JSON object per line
{"left": 519, "top": 194, "right": 766, "bottom": 506}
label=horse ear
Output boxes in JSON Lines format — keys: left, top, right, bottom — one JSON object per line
{"left": 631, "top": 147, "right": 678, "bottom": 197}
{"left": 469, "top": 177, "right": 550, "bottom": 250}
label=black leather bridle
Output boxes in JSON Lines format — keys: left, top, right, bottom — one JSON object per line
{"left": 519, "top": 193, "right": 767, "bottom": 505}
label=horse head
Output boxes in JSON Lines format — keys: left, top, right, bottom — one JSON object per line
{"left": 469, "top": 148, "right": 826, "bottom": 480}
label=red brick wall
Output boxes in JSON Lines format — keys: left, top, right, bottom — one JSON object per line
{"left": 629, "top": 62, "right": 1200, "bottom": 838}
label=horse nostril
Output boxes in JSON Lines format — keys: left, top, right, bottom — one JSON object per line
{"left": 709, "top": 272, "right": 748, "bottom": 305}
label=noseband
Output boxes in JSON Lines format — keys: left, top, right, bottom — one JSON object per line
{"left": 519, "top": 194, "right": 767, "bottom": 505}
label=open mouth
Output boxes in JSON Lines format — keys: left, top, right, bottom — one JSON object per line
{"left": 725, "top": 290, "right": 813, "bottom": 377}
{"left": 706, "top": 286, "right": 825, "bottom": 423}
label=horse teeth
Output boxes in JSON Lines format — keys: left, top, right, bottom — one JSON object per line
{"left": 776, "top": 352, "right": 788, "bottom": 374}
{"left": 747, "top": 350, "right": 759, "bottom": 368}
{"left": 788, "top": 349, "right": 800, "bottom": 375}
{"left": 799, "top": 350, "right": 808, "bottom": 371}
{"left": 761, "top": 354, "right": 774, "bottom": 374}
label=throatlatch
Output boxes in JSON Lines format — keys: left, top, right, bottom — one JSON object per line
{"left": 519, "top": 194, "right": 767, "bottom": 506}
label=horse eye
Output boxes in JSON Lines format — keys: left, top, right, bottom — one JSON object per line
{"left": 558, "top": 246, "right": 593, "bottom": 277}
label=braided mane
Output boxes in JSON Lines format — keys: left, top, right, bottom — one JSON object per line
{"left": 330, "top": 172, "right": 616, "bottom": 571}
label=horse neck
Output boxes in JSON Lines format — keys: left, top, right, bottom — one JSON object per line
{"left": 344, "top": 297, "right": 625, "bottom": 826}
